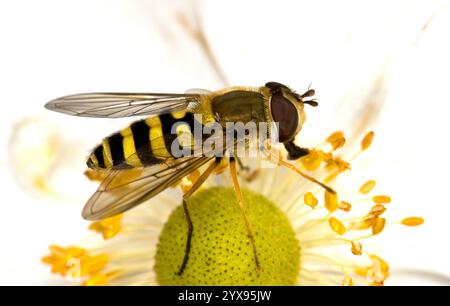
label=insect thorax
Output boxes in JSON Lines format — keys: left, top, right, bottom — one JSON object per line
{"left": 210, "top": 89, "right": 268, "bottom": 126}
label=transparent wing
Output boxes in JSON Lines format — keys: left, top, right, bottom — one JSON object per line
{"left": 185, "top": 88, "right": 213, "bottom": 95}
{"left": 82, "top": 156, "right": 213, "bottom": 220}
{"left": 45, "top": 92, "right": 203, "bottom": 118}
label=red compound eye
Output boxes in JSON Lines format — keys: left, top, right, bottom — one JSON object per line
{"left": 270, "top": 92, "right": 298, "bottom": 142}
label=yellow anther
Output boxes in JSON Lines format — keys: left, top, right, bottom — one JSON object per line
{"left": 304, "top": 192, "right": 318, "bottom": 208}
{"left": 89, "top": 214, "right": 123, "bottom": 240}
{"left": 301, "top": 149, "right": 323, "bottom": 171}
{"left": 359, "top": 180, "right": 376, "bottom": 194}
{"left": 372, "top": 218, "right": 386, "bottom": 235}
{"left": 324, "top": 190, "right": 339, "bottom": 213}
{"left": 351, "top": 241, "right": 363, "bottom": 256}
{"left": 372, "top": 195, "right": 391, "bottom": 204}
{"left": 326, "top": 131, "right": 346, "bottom": 151}
{"left": 329, "top": 217, "right": 347, "bottom": 235}
{"left": 370, "top": 204, "right": 386, "bottom": 217}
{"left": 326, "top": 131, "right": 344, "bottom": 144}
{"left": 361, "top": 131, "right": 374, "bottom": 150}
{"left": 339, "top": 201, "right": 352, "bottom": 212}
{"left": 401, "top": 217, "right": 424, "bottom": 227}
{"left": 332, "top": 138, "right": 346, "bottom": 150}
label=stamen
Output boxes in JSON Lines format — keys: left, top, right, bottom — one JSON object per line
{"left": 370, "top": 205, "right": 386, "bottom": 217}
{"left": 351, "top": 241, "right": 363, "bottom": 256}
{"left": 339, "top": 201, "right": 352, "bottom": 212}
{"left": 304, "top": 192, "right": 318, "bottom": 209}
{"left": 372, "top": 195, "right": 391, "bottom": 204}
{"left": 326, "top": 131, "right": 344, "bottom": 143}
{"left": 326, "top": 131, "right": 346, "bottom": 151}
{"left": 361, "top": 131, "right": 374, "bottom": 150}
{"left": 372, "top": 218, "right": 386, "bottom": 235}
{"left": 400, "top": 217, "right": 424, "bottom": 226}
{"left": 89, "top": 214, "right": 123, "bottom": 240}
{"left": 358, "top": 180, "right": 376, "bottom": 194}
{"left": 301, "top": 149, "right": 324, "bottom": 171}
{"left": 329, "top": 217, "right": 347, "bottom": 235}
{"left": 325, "top": 191, "right": 339, "bottom": 212}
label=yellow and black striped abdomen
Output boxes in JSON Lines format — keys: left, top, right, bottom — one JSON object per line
{"left": 87, "top": 111, "right": 202, "bottom": 170}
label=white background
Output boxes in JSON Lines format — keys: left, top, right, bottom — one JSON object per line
{"left": 0, "top": 0, "right": 449, "bottom": 285}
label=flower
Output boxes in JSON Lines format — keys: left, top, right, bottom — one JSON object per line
{"left": 42, "top": 131, "right": 423, "bottom": 285}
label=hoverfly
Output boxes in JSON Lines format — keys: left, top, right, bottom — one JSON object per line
{"left": 45, "top": 81, "right": 334, "bottom": 275}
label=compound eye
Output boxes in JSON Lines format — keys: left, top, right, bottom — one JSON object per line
{"left": 270, "top": 92, "right": 298, "bottom": 142}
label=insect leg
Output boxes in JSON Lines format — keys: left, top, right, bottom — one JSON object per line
{"left": 263, "top": 146, "right": 336, "bottom": 194}
{"left": 236, "top": 157, "right": 250, "bottom": 172}
{"left": 229, "top": 157, "right": 261, "bottom": 271}
{"left": 178, "top": 157, "right": 222, "bottom": 276}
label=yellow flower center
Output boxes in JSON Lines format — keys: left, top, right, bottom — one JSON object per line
{"left": 154, "top": 187, "right": 300, "bottom": 285}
